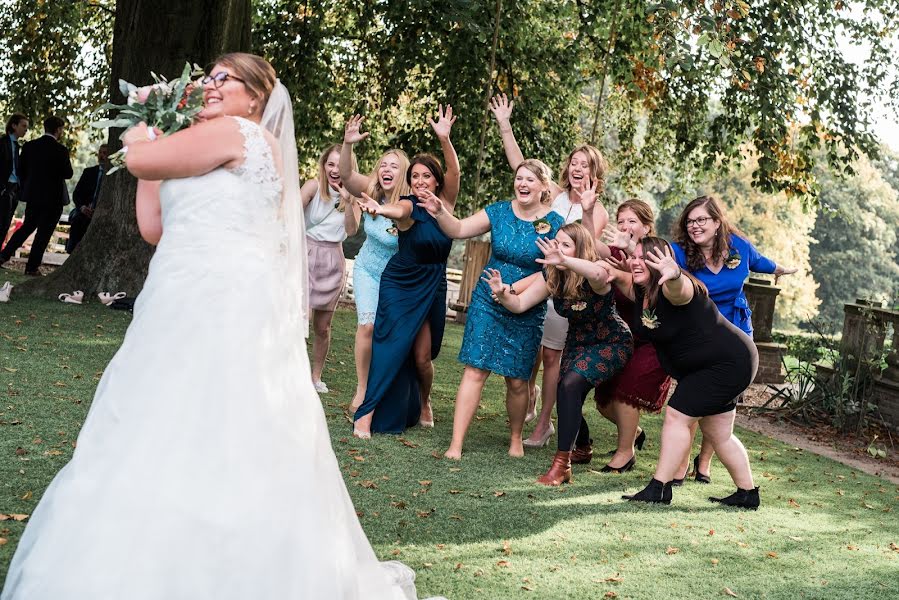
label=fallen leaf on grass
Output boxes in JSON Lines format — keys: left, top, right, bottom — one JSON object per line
{"left": 788, "top": 499, "right": 801, "bottom": 508}
{"left": 889, "top": 542, "right": 899, "bottom": 552}
{"left": 863, "top": 503, "right": 875, "bottom": 510}
{"left": 604, "top": 592, "right": 618, "bottom": 598}
{"left": 419, "top": 480, "right": 432, "bottom": 486}
{"left": 360, "top": 480, "right": 378, "bottom": 489}
{"left": 0, "top": 514, "right": 28, "bottom": 521}
{"left": 788, "top": 536, "right": 804, "bottom": 542}
{"left": 766, "top": 551, "right": 778, "bottom": 559}
{"left": 353, "top": 455, "right": 365, "bottom": 462}
{"left": 723, "top": 587, "right": 739, "bottom": 597}
{"left": 0, "top": 538, "right": 7, "bottom": 545}
{"left": 390, "top": 501, "right": 406, "bottom": 509}
{"left": 448, "top": 489, "right": 463, "bottom": 494}
{"left": 847, "top": 545, "right": 858, "bottom": 551}
{"left": 496, "top": 560, "right": 510, "bottom": 567}
{"left": 494, "top": 491, "right": 506, "bottom": 497}
{"left": 430, "top": 451, "right": 442, "bottom": 459}
{"left": 398, "top": 438, "right": 419, "bottom": 448}
{"left": 391, "top": 549, "right": 401, "bottom": 556}
{"left": 501, "top": 540, "right": 512, "bottom": 556}
{"left": 2, "top": 367, "right": 17, "bottom": 373}
{"left": 20, "top": 490, "right": 31, "bottom": 500}
{"left": 603, "top": 574, "right": 623, "bottom": 583}
{"left": 711, "top": 559, "right": 719, "bottom": 565}
{"left": 666, "top": 547, "right": 679, "bottom": 555}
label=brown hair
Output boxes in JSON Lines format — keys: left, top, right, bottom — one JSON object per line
{"left": 5, "top": 113, "right": 27, "bottom": 134}
{"left": 407, "top": 153, "right": 445, "bottom": 196}
{"left": 559, "top": 144, "right": 608, "bottom": 195}
{"left": 545, "top": 223, "right": 597, "bottom": 300}
{"left": 616, "top": 199, "right": 656, "bottom": 236}
{"left": 317, "top": 143, "right": 356, "bottom": 209}
{"left": 673, "top": 195, "right": 744, "bottom": 272}
{"left": 515, "top": 158, "right": 553, "bottom": 205}
{"left": 638, "top": 236, "right": 707, "bottom": 308}
{"left": 365, "top": 149, "right": 410, "bottom": 205}
{"left": 211, "top": 52, "right": 277, "bottom": 113}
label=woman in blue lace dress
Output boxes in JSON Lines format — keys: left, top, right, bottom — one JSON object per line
{"left": 419, "top": 159, "right": 564, "bottom": 459}
{"left": 352, "top": 106, "right": 460, "bottom": 437}
{"left": 339, "top": 114, "right": 409, "bottom": 410}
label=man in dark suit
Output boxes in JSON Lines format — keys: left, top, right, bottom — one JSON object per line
{"left": 66, "top": 144, "right": 110, "bottom": 253}
{"left": 0, "top": 113, "right": 29, "bottom": 248}
{"left": 0, "top": 116, "right": 73, "bottom": 275}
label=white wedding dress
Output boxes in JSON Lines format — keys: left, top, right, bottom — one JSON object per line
{"left": 1, "top": 117, "right": 439, "bottom": 600}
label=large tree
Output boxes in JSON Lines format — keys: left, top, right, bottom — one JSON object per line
{"left": 14, "top": 0, "right": 252, "bottom": 297}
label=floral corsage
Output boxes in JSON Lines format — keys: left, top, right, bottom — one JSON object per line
{"left": 533, "top": 218, "right": 552, "bottom": 235}
{"left": 725, "top": 249, "right": 742, "bottom": 269}
{"left": 570, "top": 301, "right": 587, "bottom": 312}
{"left": 641, "top": 308, "right": 660, "bottom": 330}
{"left": 386, "top": 223, "right": 399, "bottom": 236}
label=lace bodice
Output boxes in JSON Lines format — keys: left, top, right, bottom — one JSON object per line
{"left": 156, "top": 116, "right": 285, "bottom": 267}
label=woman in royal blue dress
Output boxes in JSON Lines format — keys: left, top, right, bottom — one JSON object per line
{"left": 351, "top": 106, "right": 460, "bottom": 437}
{"left": 418, "top": 159, "right": 564, "bottom": 459}
{"left": 671, "top": 195, "right": 796, "bottom": 483}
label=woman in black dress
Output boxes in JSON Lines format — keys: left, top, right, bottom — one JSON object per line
{"left": 610, "top": 237, "right": 760, "bottom": 509}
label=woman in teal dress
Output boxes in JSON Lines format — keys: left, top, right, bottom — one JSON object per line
{"left": 339, "top": 115, "right": 409, "bottom": 410}
{"left": 485, "top": 223, "right": 633, "bottom": 485}
{"left": 418, "top": 159, "right": 564, "bottom": 459}
{"left": 351, "top": 106, "right": 460, "bottom": 437}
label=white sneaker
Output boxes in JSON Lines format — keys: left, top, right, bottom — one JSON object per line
{"left": 313, "top": 380, "right": 329, "bottom": 394}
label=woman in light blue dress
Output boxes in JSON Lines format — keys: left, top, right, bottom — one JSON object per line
{"left": 418, "top": 159, "right": 563, "bottom": 459}
{"left": 339, "top": 114, "right": 410, "bottom": 409}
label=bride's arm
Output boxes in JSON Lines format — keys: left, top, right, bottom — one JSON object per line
{"left": 136, "top": 179, "right": 162, "bottom": 245}
{"left": 123, "top": 119, "right": 245, "bottom": 181}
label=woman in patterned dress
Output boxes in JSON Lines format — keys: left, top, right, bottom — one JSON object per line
{"left": 417, "top": 159, "right": 563, "bottom": 459}
{"left": 485, "top": 222, "right": 633, "bottom": 485}
{"left": 339, "top": 115, "right": 409, "bottom": 410}
{"left": 488, "top": 93, "right": 610, "bottom": 448}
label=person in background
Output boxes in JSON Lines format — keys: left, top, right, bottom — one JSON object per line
{"left": 301, "top": 143, "right": 358, "bottom": 394}
{"left": 0, "top": 116, "right": 73, "bottom": 275}
{"left": 67, "top": 143, "right": 111, "bottom": 253}
{"left": 671, "top": 195, "right": 796, "bottom": 484}
{"left": 0, "top": 113, "right": 29, "bottom": 249}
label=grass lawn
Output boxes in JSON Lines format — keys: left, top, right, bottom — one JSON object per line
{"left": 1, "top": 287, "right": 897, "bottom": 598}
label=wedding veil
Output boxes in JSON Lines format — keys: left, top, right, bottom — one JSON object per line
{"left": 261, "top": 81, "right": 309, "bottom": 338}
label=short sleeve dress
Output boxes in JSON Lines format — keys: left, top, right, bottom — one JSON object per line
{"left": 670, "top": 234, "right": 776, "bottom": 337}
{"left": 632, "top": 284, "right": 759, "bottom": 417}
{"left": 457, "top": 201, "right": 564, "bottom": 380}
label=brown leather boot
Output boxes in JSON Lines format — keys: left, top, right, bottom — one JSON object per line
{"left": 571, "top": 441, "right": 593, "bottom": 464}
{"left": 536, "top": 451, "right": 572, "bottom": 486}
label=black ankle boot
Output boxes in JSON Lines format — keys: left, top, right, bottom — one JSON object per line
{"left": 709, "top": 486, "right": 760, "bottom": 510}
{"left": 692, "top": 455, "right": 711, "bottom": 484}
{"left": 622, "top": 478, "right": 673, "bottom": 505}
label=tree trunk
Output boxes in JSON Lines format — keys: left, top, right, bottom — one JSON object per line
{"left": 16, "top": 0, "right": 252, "bottom": 298}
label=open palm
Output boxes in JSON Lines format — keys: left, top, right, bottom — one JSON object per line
{"left": 343, "top": 114, "right": 370, "bottom": 144}
{"left": 429, "top": 104, "right": 457, "bottom": 139}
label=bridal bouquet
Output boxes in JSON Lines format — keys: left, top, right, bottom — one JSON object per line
{"left": 92, "top": 62, "right": 205, "bottom": 173}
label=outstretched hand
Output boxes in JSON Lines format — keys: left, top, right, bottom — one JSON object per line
{"left": 343, "top": 114, "right": 370, "bottom": 145}
{"left": 534, "top": 237, "right": 566, "bottom": 267}
{"left": 576, "top": 180, "right": 598, "bottom": 210}
{"left": 643, "top": 245, "right": 682, "bottom": 285}
{"left": 481, "top": 268, "right": 506, "bottom": 295}
{"left": 488, "top": 93, "right": 514, "bottom": 123}
{"left": 357, "top": 192, "right": 381, "bottom": 216}
{"left": 774, "top": 266, "right": 798, "bottom": 284}
{"left": 603, "top": 254, "right": 630, "bottom": 273}
{"left": 416, "top": 189, "right": 445, "bottom": 216}
{"left": 602, "top": 224, "right": 632, "bottom": 251}
{"left": 429, "top": 104, "right": 457, "bottom": 140}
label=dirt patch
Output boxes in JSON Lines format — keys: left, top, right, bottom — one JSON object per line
{"left": 736, "top": 384, "right": 899, "bottom": 484}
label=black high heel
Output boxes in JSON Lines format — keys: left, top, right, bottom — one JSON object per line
{"left": 693, "top": 455, "right": 711, "bottom": 484}
{"left": 600, "top": 454, "right": 636, "bottom": 473}
{"left": 622, "top": 478, "right": 673, "bottom": 504}
{"left": 709, "top": 486, "right": 760, "bottom": 510}
{"left": 671, "top": 464, "right": 690, "bottom": 487}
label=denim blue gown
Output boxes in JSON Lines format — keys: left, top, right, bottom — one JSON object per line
{"left": 458, "top": 201, "right": 564, "bottom": 379}
{"left": 354, "top": 198, "right": 452, "bottom": 433}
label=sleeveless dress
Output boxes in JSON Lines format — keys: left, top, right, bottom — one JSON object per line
{"left": 554, "top": 283, "right": 633, "bottom": 386}
{"left": 458, "top": 201, "right": 564, "bottom": 379}
{"left": 632, "top": 283, "right": 759, "bottom": 417}
{"left": 354, "top": 198, "right": 452, "bottom": 433}
{"left": 354, "top": 209, "right": 400, "bottom": 324}
{"left": 0, "top": 118, "right": 440, "bottom": 600}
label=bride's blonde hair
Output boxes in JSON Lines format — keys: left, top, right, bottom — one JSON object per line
{"left": 210, "top": 53, "right": 277, "bottom": 114}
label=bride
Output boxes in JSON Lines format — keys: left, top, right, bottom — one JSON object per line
{"left": 1, "top": 53, "right": 443, "bottom": 600}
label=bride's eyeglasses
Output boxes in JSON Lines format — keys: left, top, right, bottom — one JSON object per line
{"left": 201, "top": 72, "right": 246, "bottom": 89}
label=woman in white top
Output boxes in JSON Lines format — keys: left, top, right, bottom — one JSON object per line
{"left": 489, "top": 93, "right": 609, "bottom": 448}
{"left": 300, "top": 144, "right": 359, "bottom": 393}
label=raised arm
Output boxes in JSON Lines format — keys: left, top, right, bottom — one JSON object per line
{"left": 489, "top": 94, "right": 525, "bottom": 172}
{"left": 645, "top": 245, "right": 693, "bottom": 306}
{"left": 576, "top": 181, "right": 608, "bottom": 240}
{"left": 135, "top": 179, "right": 163, "bottom": 245}
{"left": 416, "top": 189, "right": 490, "bottom": 239}
{"left": 535, "top": 237, "right": 611, "bottom": 294}
{"left": 430, "top": 104, "right": 460, "bottom": 209}
{"left": 482, "top": 268, "right": 549, "bottom": 314}
{"left": 123, "top": 120, "right": 244, "bottom": 180}
{"left": 339, "top": 115, "right": 373, "bottom": 197}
